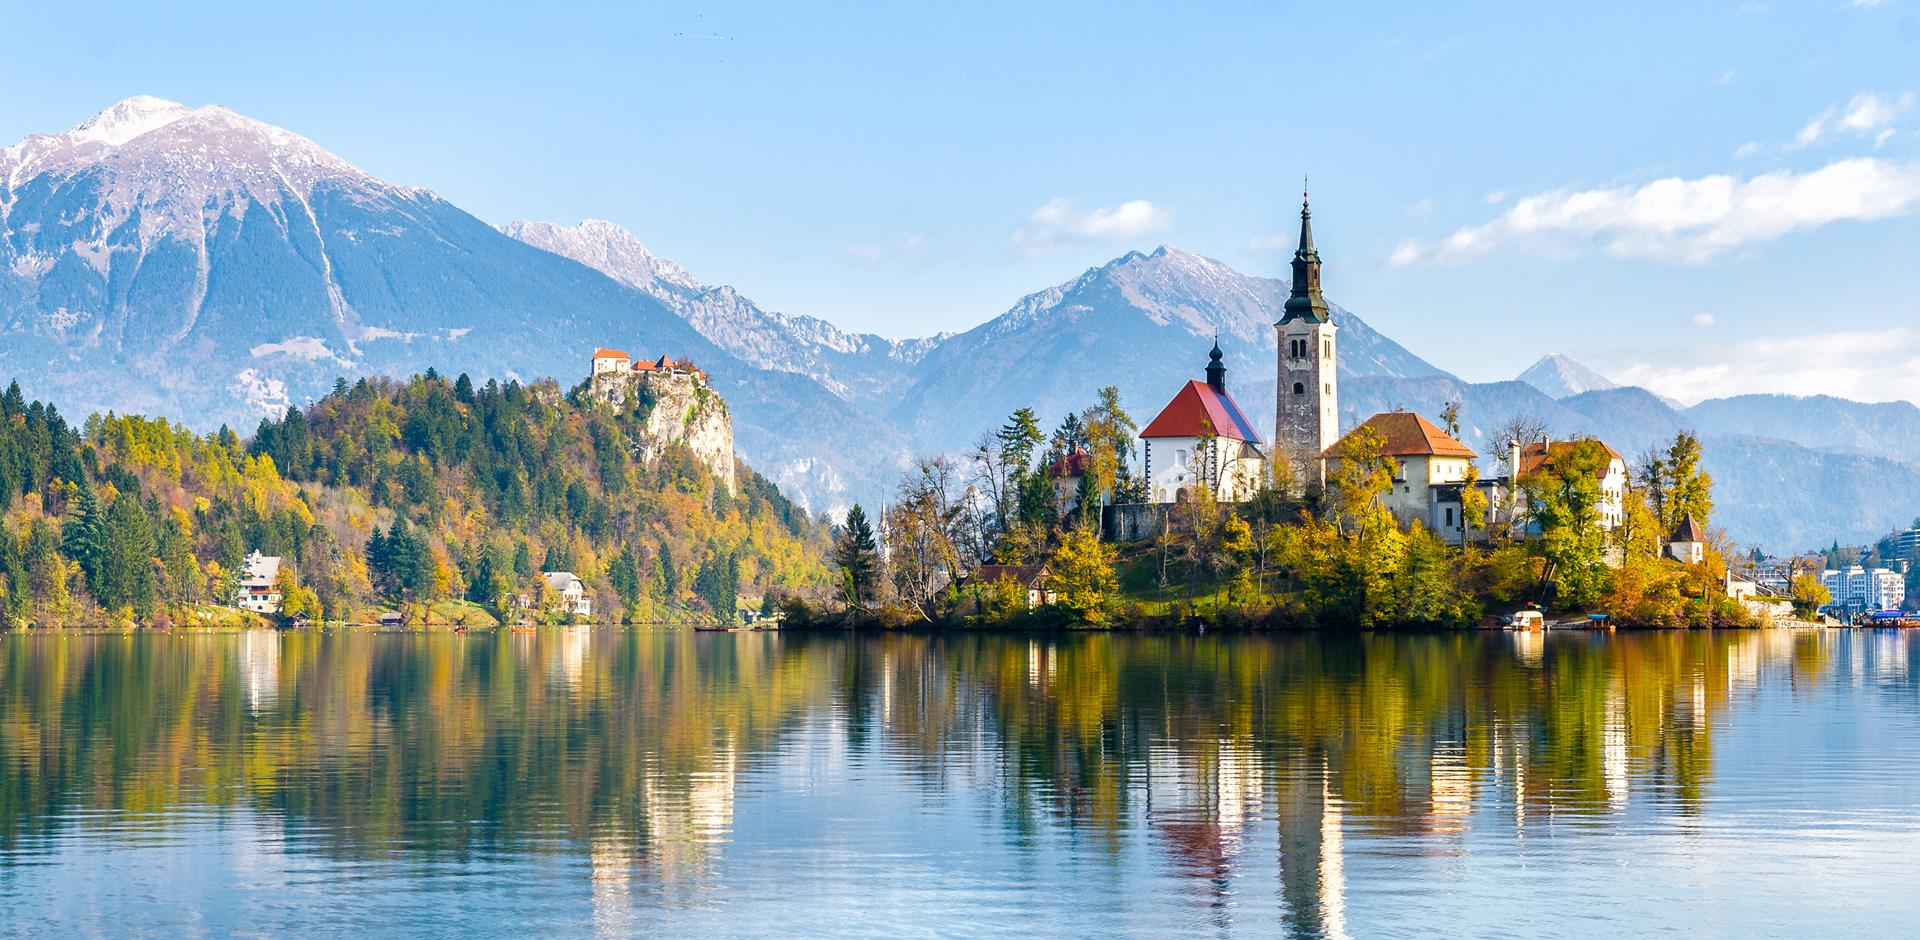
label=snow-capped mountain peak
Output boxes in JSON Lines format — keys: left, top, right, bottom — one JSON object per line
{"left": 1515, "top": 353, "right": 1619, "bottom": 399}
{"left": 3, "top": 95, "right": 376, "bottom": 191}
{"left": 498, "top": 218, "right": 700, "bottom": 294}
{"left": 67, "top": 95, "right": 194, "bottom": 148}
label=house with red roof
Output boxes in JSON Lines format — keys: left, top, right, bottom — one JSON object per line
{"left": 1326, "top": 412, "right": 1491, "bottom": 543}
{"left": 1139, "top": 342, "right": 1267, "bottom": 503}
{"left": 1512, "top": 438, "right": 1630, "bottom": 531}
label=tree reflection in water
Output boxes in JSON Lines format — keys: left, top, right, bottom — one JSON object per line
{"left": 0, "top": 627, "right": 1894, "bottom": 936}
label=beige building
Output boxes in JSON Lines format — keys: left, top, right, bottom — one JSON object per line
{"left": 1325, "top": 412, "right": 1486, "bottom": 543}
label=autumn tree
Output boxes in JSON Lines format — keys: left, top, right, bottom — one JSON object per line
{"left": 885, "top": 458, "right": 970, "bottom": 621}
{"left": 1523, "top": 439, "right": 1610, "bottom": 608}
{"left": 1048, "top": 526, "right": 1118, "bottom": 626}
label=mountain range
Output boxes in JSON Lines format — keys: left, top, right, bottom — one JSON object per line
{"left": 4, "top": 97, "right": 1917, "bottom": 551}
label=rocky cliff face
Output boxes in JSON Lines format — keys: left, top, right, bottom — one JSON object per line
{"left": 588, "top": 369, "right": 736, "bottom": 493}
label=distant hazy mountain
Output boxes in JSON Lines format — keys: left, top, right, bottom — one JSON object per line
{"left": 890, "top": 245, "right": 1450, "bottom": 451}
{"left": 1516, "top": 353, "right": 1618, "bottom": 399}
{"left": 1686, "top": 394, "right": 1920, "bottom": 468}
{"left": 502, "top": 218, "right": 942, "bottom": 401}
{"left": 1702, "top": 435, "right": 1920, "bottom": 551}
{"left": 0, "top": 97, "right": 904, "bottom": 513}
{"left": 5, "top": 97, "right": 1914, "bottom": 549}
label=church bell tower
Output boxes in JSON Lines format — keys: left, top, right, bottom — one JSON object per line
{"left": 1275, "top": 188, "right": 1339, "bottom": 492}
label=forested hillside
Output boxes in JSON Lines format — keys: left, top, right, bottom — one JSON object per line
{"left": 0, "top": 372, "right": 830, "bottom": 627}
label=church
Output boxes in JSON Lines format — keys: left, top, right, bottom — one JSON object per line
{"left": 1136, "top": 191, "right": 1339, "bottom": 504}
{"left": 1137, "top": 341, "right": 1268, "bottom": 503}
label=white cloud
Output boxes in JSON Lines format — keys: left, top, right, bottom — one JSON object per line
{"left": 1388, "top": 158, "right": 1920, "bottom": 266}
{"left": 1793, "top": 91, "right": 1912, "bottom": 148}
{"left": 1012, "top": 198, "right": 1171, "bottom": 257}
{"left": 1716, "top": 69, "right": 1739, "bottom": 85}
{"left": 1610, "top": 327, "right": 1920, "bottom": 406}
{"left": 1405, "top": 198, "right": 1434, "bottom": 219}
{"left": 845, "top": 234, "right": 925, "bottom": 263}
{"left": 1484, "top": 191, "right": 1508, "bottom": 205}
{"left": 1689, "top": 313, "right": 1718, "bottom": 328}
{"left": 1733, "top": 141, "right": 1763, "bottom": 160}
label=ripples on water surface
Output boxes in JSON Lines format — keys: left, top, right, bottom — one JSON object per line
{"left": 0, "top": 628, "right": 1917, "bottom": 937}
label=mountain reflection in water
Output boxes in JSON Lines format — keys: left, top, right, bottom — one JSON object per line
{"left": 0, "top": 628, "right": 1916, "bottom": 937}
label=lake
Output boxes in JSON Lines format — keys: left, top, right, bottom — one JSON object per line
{"left": 0, "top": 628, "right": 1915, "bottom": 938}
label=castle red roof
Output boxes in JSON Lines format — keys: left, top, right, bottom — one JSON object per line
{"left": 592, "top": 347, "right": 630, "bottom": 360}
{"left": 1139, "top": 381, "right": 1264, "bottom": 444}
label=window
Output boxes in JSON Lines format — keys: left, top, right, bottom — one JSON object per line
{"left": 1176, "top": 449, "right": 1188, "bottom": 468}
{"left": 1323, "top": 339, "right": 1332, "bottom": 359}
{"left": 1445, "top": 507, "right": 1455, "bottom": 527}
{"left": 1293, "top": 382, "right": 1305, "bottom": 395}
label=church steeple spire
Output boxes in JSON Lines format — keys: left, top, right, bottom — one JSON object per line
{"left": 1279, "top": 185, "right": 1330, "bottom": 325}
{"left": 1205, "top": 335, "right": 1227, "bottom": 392}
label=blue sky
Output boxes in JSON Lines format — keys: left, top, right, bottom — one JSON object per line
{"left": 6, "top": 1, "right": 1919, "bottom": 402}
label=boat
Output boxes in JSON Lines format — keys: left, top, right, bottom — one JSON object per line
{"left": 1506, "top": 609, "right": 1544, "bottom": 632}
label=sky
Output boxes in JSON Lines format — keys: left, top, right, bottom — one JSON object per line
{"left": 5, "top": 1, "right": 1919, "bottom": 404}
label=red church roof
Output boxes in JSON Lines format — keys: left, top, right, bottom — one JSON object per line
{"left": 1139, "top": 381, "right": 1264, "bottom": 444}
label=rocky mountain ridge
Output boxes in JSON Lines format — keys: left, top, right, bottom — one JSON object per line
{"left": 3, "top": 96, "right": 1914, "bottom": 550}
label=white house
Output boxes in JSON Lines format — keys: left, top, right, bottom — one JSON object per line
{"left": 1139, "top": 342, "right": 1267, "bottom": 504}
{"left": 1048, "top": 450, "right": 1096, "bottom": 515}
{"left": 1666, "top": 515, "right": 1707, "bottom": 564}
{"left": 592, "top": 347, "right": 632, "bottom": 375}
{"left": 1516, "top": 439, "right": 1629, "bottom": 531}
{"left": 236, "top": 550, "right": 283, "bottom": 614}
{"left": 1325, "top": 412, "right": 1486, "bottom": 542}
{"left": 542, "top": 571, "right": 593, "bottom": 618}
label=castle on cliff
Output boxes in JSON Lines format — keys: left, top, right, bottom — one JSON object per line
{"left": 585, "top": 347, "right": 736, "bottom": 494}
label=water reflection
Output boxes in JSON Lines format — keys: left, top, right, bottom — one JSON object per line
{"left": 0, "top": 628, "right": 1916, "bottom": 936}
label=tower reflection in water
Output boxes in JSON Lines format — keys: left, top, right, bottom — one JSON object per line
{"left": 0, "top": 627, "right": 1892, "bottom": 936}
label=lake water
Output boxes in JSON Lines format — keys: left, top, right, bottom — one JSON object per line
{"left": 0, "top": 628, "right": 1916, "bottom": 938}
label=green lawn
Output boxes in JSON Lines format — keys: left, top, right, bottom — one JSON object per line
{"left": 1112, "top": 548, "right": 1277, "bottom": 617}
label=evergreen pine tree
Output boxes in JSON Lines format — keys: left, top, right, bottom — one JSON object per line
{"left": 834, "top": 505, "right": 879, "bottom": 608}
{"left": 63, "top": 479, "right": 106, "bottom": 592}
{"left": 98, "top": 493, "right": 157, "bottom": 616}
